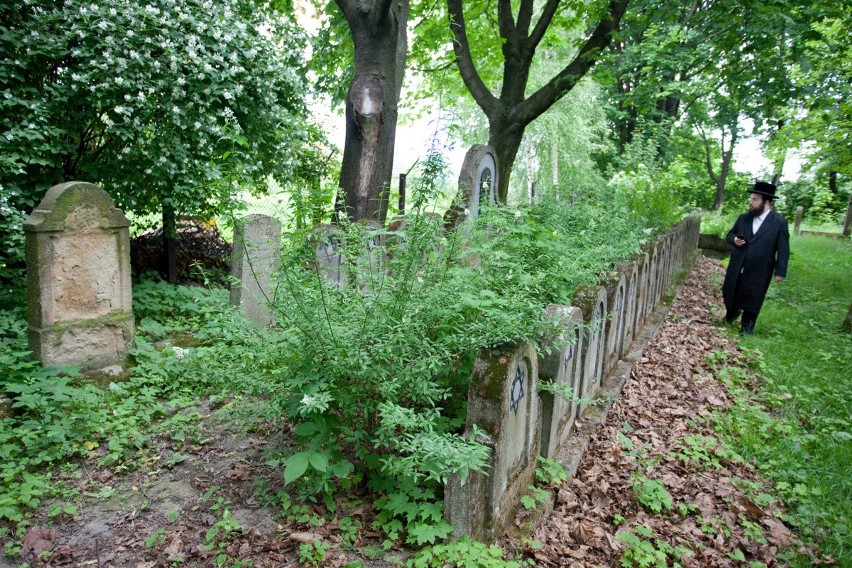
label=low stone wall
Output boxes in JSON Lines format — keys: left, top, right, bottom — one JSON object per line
{"left": 444, "top": 215, "right": 701, "bottom": 542}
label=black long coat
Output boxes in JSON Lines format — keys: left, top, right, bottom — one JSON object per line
{"left": 722, "top": 210, "right": 790, "bottom": 315}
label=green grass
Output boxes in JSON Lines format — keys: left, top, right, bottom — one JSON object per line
{"left": 716, "top": 234, "right": 852, "bottom": 564}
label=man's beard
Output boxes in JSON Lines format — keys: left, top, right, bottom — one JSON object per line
{"left": 748, "top": 204, "right": 764, "bottom": 216}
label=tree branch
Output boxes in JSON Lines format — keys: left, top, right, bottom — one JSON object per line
{"left": 516, "top": 0, "right": 535, "bottom": 36}
{"left": 519, "top": 0, "right": 629, "bottom": 125}
{"left": 447, "top": 0, "right": 500, "bottom": 117}
{"left": 497, "top": 0, "right": 516, "bottom": 39}
{"left": 528, "top": 0, "right": 561, "bottom": 50}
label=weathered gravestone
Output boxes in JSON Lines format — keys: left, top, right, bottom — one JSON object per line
{"left": 24, "top": 181, "right": 134, "bottom": 369}
{"left": 445, "top": 341, "right": 539, "bottom": 541}
{"left": 444, "top": 145, "right": 499, "bottom": 228}
{"left": 312, "top": 225, "right": 348, "bottom": 290}
{"left": 230, "top": 214, "right": 281, "bottom": 327}
{"left": 794, "top": 206, "right": 803, "bottom": 235}
{"left": 538, "top": 305, "right": 584, "bottom": 459}
{"left": 572, "top": 285, "right": 607, "bottom": 409}
{"left": 353, "top": 220, "right": 388, "bottom": 291}
{"left": 601, "top": 272, "right": 627, "bottom": 375}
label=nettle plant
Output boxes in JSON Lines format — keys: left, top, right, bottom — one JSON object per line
{"left": 0, "top": 0, "right": 317, "bottom": 231}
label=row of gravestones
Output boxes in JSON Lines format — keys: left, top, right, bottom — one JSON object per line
{"left": 444, "top": 213, "right": 701, "bottom": 541}
{"left": 21, "top": 144, "right": 500, "bottom": 369}
{"left": 23, "top": 153, "right": 698, "bottom": 545}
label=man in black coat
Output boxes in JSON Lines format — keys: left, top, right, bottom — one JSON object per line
{"left": 722, "top": 181, "right": 790, "bottom": 334}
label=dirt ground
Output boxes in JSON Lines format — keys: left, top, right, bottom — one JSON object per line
{"left": 9, "top": 255, "right": 810, "bottom": 567}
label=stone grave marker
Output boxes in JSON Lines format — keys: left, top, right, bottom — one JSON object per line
{"left": 230, "top": 214, "right": 281, "bottom": 327}
{"left": 445, "top": 341, "right": 539, "bottom": 541}
{"left": 444, "top": 145, "right": 499, "bottom": 228}
{"left": 312, "top": 225, "right": 348, "bottom": 290}
{"left": 24, "top": 181, "right": 134, "bottom": 370}
{"left": 538, "top": 305, "right": 584, "bottom": 459}
{"left": 572, "top": 285, "right": 607, "bottom": 408}
{"left": 794, "top": 206, "right": 803, "bottom": 235}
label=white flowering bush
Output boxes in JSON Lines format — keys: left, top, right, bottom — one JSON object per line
{"left": 0, "top": 0, "right": 317, "bottom": 278}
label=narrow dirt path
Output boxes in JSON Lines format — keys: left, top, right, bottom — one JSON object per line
{"left": 521, "top": 255, "right": 798, "bottom": 567}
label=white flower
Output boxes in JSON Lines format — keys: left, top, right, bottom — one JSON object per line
{"left": 114, "top": 105, "right": 124, "bottom": 114}
{"left": 301, "top": 394, "right": 314, "bottom": 405}
{"left": 172, "top": 346, "right": 190, "bottom": 358}
{"left": 114, "top": 77, "right": 123, "bottom": 85}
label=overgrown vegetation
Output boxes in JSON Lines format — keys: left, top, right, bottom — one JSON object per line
{"left": 0, "top": 168, "right": 659, "bottom": 562}
{"left": 712, "top": 235, "right": 852, "bottom": 565}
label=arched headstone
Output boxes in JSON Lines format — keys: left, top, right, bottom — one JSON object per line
{"left": 24, "top": 181, "right": 134, "bottom": 369}
{"left": 445, "top": 341, "right": 538, "bottom": 541}
{"left": 444, "top": 145, "right": 499, "bottom": 228}
{"left": 538, "top": 305, "right": 584, "bottom": 458}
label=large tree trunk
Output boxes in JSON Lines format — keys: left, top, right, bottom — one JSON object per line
{"left": 488, "top": 122, "right": 526, "bottom": 204}
{"left": 335, "top": 0, "right": 410, "bottom": 223}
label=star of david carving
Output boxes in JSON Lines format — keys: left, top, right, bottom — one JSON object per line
{"left": 509, "top": 364, "right": 526, "bottom": 414}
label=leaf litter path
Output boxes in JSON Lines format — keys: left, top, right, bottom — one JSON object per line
{"left": 11, "top": 256, "right": 806, "bottom": 567}
{"left": 518, "top": 255, "right": 803, "bottom": 567}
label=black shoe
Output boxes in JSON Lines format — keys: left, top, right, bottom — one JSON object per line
{"left": 741, "top": 321, "right": 755, "bottom": 335}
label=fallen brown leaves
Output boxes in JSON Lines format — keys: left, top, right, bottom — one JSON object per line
{"left": 523, "top": 256, "right": 798, "bottom": 567}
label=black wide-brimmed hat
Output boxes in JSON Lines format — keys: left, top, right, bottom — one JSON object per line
{"left": 750, "top": 181, "right": 778, "bottom": 200}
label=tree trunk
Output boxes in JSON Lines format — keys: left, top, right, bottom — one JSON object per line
{"left": 829, "top": 170, "right": 838, "bottom": 194}
{"left": 335, "top": 0, "right": 410, "bottom": 223}
{"left": 488, "top": 123, "right": 525, "bottom": 204}
{"left": 712, "top": 141, "right": 735, "bottom": 211}
{"left": 161, "top": 204, "right": 178, "bottom": 283}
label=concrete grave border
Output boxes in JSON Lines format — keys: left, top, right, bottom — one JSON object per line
{"left": 538, "top": 305, "right": 584, "bottom": 459}
{"left": 445, "top": 341, "right": 539, "bottom": 542}
{"left": 571, "top": 285, "right": 607, "bottom": 408}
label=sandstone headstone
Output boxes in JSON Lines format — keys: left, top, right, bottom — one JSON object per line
{"left": 794, "top": 206, "right": 803, "bottom": 235}
{"left": 538, "top": 305, "right": 584, "bottom": 458}
{"left": 445, "top": 341, "right": 539, "bottom": 541}
{"left": 24, "top": 181, "right": 134, "bottom": 369}
{"left": 230, "top": 214, "right": 281, "bottom": 327}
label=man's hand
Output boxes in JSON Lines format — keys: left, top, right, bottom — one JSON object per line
{"left": 774, "top": 275, "right": 785, "bottom": 283}
{"left": 733, "top": 236, "right": 746, "bottom": 247}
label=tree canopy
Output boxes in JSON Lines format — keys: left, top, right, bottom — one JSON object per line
{"left": 0, "top": 0, "right": 318, "bottom": 221}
